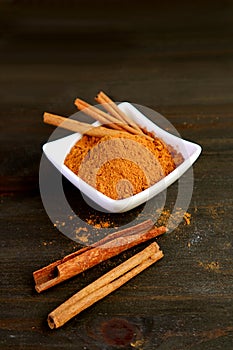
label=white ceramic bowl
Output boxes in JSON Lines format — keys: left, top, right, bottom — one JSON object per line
{"left": 43, "top": 103, "right": 202, "bottom": 213}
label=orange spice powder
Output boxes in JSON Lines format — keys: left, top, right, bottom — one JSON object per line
{"left": 64, "top": 133, "right": 181, "bottom": 200}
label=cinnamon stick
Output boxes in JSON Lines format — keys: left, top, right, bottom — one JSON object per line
{"left": 33, "top": 220, "right": 153, "bottom": 291}
{"left": 33, "top": 220, "right": 166, "bottom": 293}
{"left": 74, "top": 98, "right": 153, "bottom": 140}
{"left": 95, "top": 91, "right": 142, "bottom": 133}
{"left": 74, "top": 98, "right": 125, "bottom": 131}
{"left": 43, "top": 112, "right": 129, "bottom": 138}
{"left": 48, "top": 242, "right": 163, "bottom": 329}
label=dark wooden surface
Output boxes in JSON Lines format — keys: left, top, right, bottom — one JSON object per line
{"left": 1, "top": 1, "right": 233, "bottom": 349}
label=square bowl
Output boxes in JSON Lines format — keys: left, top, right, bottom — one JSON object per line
{"left": 43, "top": 102, "right": 202, "bottom": 213}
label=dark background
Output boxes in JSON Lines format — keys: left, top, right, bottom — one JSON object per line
{"left": 1, "top": 0, "right": 233, "bottom": 349}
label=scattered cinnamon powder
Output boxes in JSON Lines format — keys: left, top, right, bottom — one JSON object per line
{"left": 86, "top": 218, "right": 111, "bottom": 228}
{"left": 64, "top": 133, "right": 181, "bottom": 200}
{"left": 198, "top": 261, "right": 220, "bottom": 272}
{"left": 156, "top": 209, "right": 191, "bottom": 229}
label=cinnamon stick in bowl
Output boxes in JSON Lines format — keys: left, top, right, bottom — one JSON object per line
{"left": 95, "top": 91, "right": 142, "bottom": 133}
{"left": 43, "top": 112, "right": 129, "bottom": 138}
{"left": 74, "top": 98, "right": 153, "bottom": 140}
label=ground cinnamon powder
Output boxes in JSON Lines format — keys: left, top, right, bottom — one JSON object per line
{"left": 64, "top": 133, "right": 180, "bottom": 200}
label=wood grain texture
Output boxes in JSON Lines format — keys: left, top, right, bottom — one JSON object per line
{"left": 0, "top": 0, "right": 233, "bottom": 349}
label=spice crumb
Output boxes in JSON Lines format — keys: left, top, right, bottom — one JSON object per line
{"left": 75, "top": 227, "right": 88, "bottom": 235}
{"left": 78, "top": 234, "right": 89, "bottom": 243}
{"left": 183, "top": 212, "right": 191, "bottom": 225}
{"left": 42, "top": 241, "right": 53, "bottom": 246}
